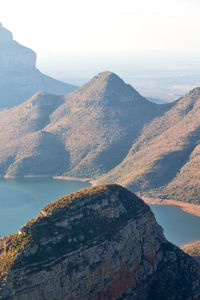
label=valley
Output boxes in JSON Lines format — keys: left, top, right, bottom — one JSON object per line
{"left": 0, "top": 20, "right": 200, "bottom": 299}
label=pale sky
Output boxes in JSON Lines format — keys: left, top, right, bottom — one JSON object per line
{"left": 1, "top": 0, "right": 200, "bottom": 100}
{"left": 0, "top": 0, "right": 200, "bottom": 56}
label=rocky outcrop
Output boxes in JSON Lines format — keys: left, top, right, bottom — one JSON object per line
{"left": 0, "top": 184, "right": 199, "bottom": 299}
{"left": 0, "top": 23, "right": 76, "bottom": 108}
{"left": 0, "top": 23, "right": 36, "bottom": 71}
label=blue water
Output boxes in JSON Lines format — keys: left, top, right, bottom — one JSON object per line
{"left": 0, "top": 178, "right": 200, "bottom": 246}
{"left": 150, "top": 204, "right": 200, "bottom": 246}
{"left": 0, "top": 178, "right": 90, "bottom": 237}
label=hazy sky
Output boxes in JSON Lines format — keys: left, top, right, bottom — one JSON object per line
{"left": 0, "top": 0, "right": 200, "bottom": 56}
{"left": 1, "top": 0, "right": 200, "bottom": 97}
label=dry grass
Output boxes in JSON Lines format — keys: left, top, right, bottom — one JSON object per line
{"left": 98, "top": 88, "right": 200, "bottom": 204}
{"left": 0, "top": 72, "right": 166, "bottom": 178}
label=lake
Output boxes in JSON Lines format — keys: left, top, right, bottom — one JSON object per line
{"left": 0, "top": 177, "right": 90, "bottom": 237}
{"left": 150, "top": 204, "right": 200, "bottom": 246}
{"left": 0, "top": 178, "right": 200, "bottom": 246}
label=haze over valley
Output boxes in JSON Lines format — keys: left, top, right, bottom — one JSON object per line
{"left": 0, "top": 1, "right": 200, "bottom": 297}
{"left": 39, "top": 52, "right": 200, "bottom": 102}
{"left": 0, "top": 24, "right": 76, "bottom": 108}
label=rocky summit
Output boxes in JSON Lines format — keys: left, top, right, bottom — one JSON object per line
{"left": 0, "top": 184, "right": 199, "bottom": 300}
{"left": 0, "top": 23, "right": 76, "bottom": 108}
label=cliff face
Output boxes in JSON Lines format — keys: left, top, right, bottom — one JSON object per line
{"left": 0, "top": 184, "right": 199, "bottom": 300}
{"left": 0, "top": 23, "right": 76, "bottom": 108}
{"left": 0, "top": 23, "right": 36, "bottom": 71}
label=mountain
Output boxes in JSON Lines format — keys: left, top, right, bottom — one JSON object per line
{"left": 146, "top": 97, "right": 167, "bottom": 104}
{"left": 98, "top": 87, "right": 200, "bottom": 204}
{"left": 0, "top": 71, "right": 168, "bottom": 178}
{"left": 0, "top": 23, "right": 76, "bottom": 108}
{"left": 0, "top": 184, "right": 199, "bottom": 299}
{"left": 181, "top": 240, "right": 200, "bottom": 264}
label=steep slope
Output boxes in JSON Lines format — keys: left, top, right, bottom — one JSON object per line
{"left": 0, "top": 71, "right": 168, "bottom": 178}
{"left": 181, "top": 240, "right": 200, "bottom": 264}
{"left": 98, "top": 87, "right": 200, "bottom": 204}
{"left": 0, "top": 23, "right": 76, "bottom": 108}
{"left": 0, "top": 92, "right": 68, "bottom": 176}
{"left": 0, "top": 184, "right": 199, "bottom": 300}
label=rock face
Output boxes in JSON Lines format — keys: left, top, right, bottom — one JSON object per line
{"left": 0, "top": 71, "right": 168, "bottom": 178}
{"left": 0, "top": 23, "right": 13, "bottom": 42}
{"left": 0, "top": 184, "right": 199, "bottom": 300}
{"left": 0, "top": 23, "right": 76, "bottom": 108}
{"left": 0, "top": 23, "right": 36, "bottom": 71}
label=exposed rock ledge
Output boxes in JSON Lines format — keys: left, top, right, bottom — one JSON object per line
{"left": 0, "top": 184, "right": 199, "bottom": 300}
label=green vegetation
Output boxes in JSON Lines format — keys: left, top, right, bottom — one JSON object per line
{"left": 41, "top": 184, "right": 112, "bottom": 215}
{"left": 0, "top": 233, "right": 33, "bottom": 274}
{"left": 0, "top": 183, "right": 149, "bottom": 274}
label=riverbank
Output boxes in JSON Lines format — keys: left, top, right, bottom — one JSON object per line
{"left": 52, "top": 176, "right": 98, "bottom": 185}
{"left": 53, "top": 175, "right": 91, "bottom": 182}
{"left": 3, "top": 174, "right": 96, "bottom": 185}
{"left": 180, "top": 240, "right": 200, "bottom": 264}
{"left": 142, "top": 196, "right": 200, "bottom": 218}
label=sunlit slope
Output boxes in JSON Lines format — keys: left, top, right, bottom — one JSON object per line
{"left": 0, "top": 72, "right": 167, "bottom": 178}
{"left": 98, "top": 88, "right": 200, "bottom": 204}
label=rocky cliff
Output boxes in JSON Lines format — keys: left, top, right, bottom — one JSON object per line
{"left": 0, "top": 23, "right": 76, "bottom": 108}
{"left": 0, "top": 23, "right": 36, "bottom": 71}
{"left": 0, "top": 184, "right": 199, "bottom": 300}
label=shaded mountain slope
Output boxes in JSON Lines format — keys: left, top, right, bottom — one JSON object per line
{"left": 0, "top": 23, "right": 76, "bottom": 108}
{"left": 0, "top": 71, "right": 168, "bottom": 178}
{"left": 97, "top": 88, "right": 200, "bottom": 204}
{"left": 45, "top": 72, "right": 169, "bottom": 177}
{"left": 181, "top": 240, "right": 200, "bottom": 264}
{"left": 0, "top": 92, "right": 68, "bottom": 176}
{"left": 0, "top": 184, "right": 199, "bottom": 299}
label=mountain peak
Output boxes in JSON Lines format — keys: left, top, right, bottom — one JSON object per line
{"left": 25, "top": 91, "right": 64, "bottom": 111}
{"left": 75, "top": 71, "right": 143, "bottom": 104}
{"left": 0, "top": 23, "right": 13, "bottom": 42}
{"left": 93, "top": 70, "right": 122, "bottom": 80}
{"left": 90, "top": 71, "right": 127, "bottom": 87}
{"left": 188, "top": 87, "right": 200, "bottom": 97}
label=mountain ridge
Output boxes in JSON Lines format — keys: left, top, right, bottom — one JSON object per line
{"left": 97, "top": 86, "right": 200, "bottom": 204}
{"left": 1, "top": 69, "right": 200, "bottom": 204}
{"left": 0, "top": 23, "right": 77, "bottom": 108}
{"left": 0, "top": 71, "right": 168, "bottom": 179}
